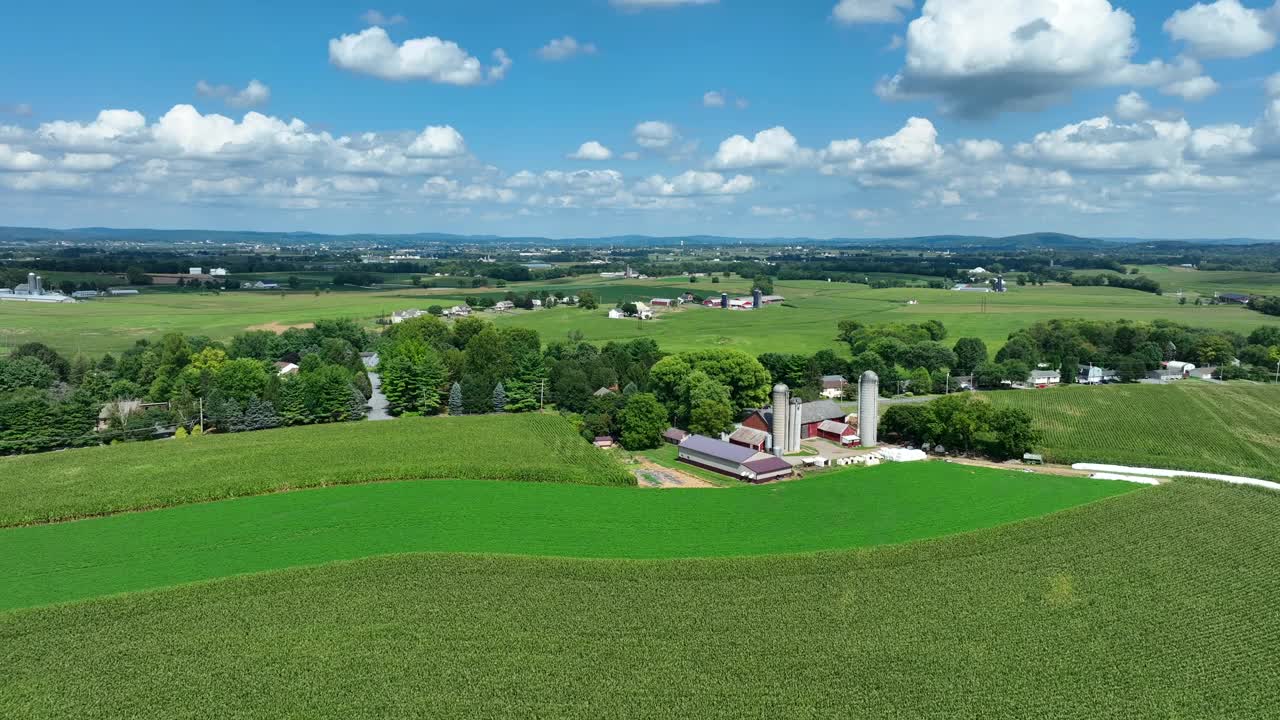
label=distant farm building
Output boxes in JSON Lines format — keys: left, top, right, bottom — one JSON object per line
{"left": 650, "top": 298, "right": 677, "bottom": 307}
{"left": 820, "top": 375, "right": 848, "bottom": 399}
{"left": 593, "top": 436, "right": 616, "bottom": 449}
{"left": 663, "top": 428, "right": 690, "bottom": 445}
{"left": 952, "top": 284, "right": 991, "bottom": 293}
{"left": 1217, "top": 293, "right": 1252, "bottom": 305}
{"left": 391, "top": 309, "right": 426, "bottom": 324}
{"left": 1, "top": 273, "right": 75, "bottom": 303}
{"left": 1078, "top": 365, "right": 1118, "bottom": 384}
{"left": 248, "top": 280, "right": 280, "bottom": 290}
{"left": 676, "top": 435, "right": 793, "bottom": 483}
{"left": 275, "top": 362, "right": 300, "bottom": 376}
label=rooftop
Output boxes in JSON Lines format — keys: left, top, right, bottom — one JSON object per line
{"left": 680, "top": 434, "right": 758, "bottom": 464}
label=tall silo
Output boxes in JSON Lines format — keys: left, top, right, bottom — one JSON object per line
{"left": 771, "top": 383, "right": 789, "bottom": 457}
{"left": 720, "top": 292, "right": 729, "bottom": 309}
{"left": 859, "top": 371, "right": 879, "bottom": 448}
{"left": 787, "top": 397, "right": 802, "bottom": 453}
{"left": 752, "top": 289, "right": 762, "bottom": 309}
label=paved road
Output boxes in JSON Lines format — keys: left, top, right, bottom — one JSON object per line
{"left": 361, "top": 354, "right": 393, "bottom": 421}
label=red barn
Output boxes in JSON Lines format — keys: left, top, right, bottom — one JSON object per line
{"left": 816, "top": 419, "right": 859, "bottom": 446}
{"left": 742, "top": 400, "right": 848, "bottom": 441}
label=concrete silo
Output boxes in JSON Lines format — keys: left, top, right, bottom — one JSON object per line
{"left": 771, "top": 383, "right": 789, "bottom": 457}
{"left": 859, "top": 371, "right": 879, "bottom": 448}
{"left": 720, "top": 292, "right": 729, "bottom": 309}
{"left": 787, "top": 397, "right": 802, "bottom": 453}
{"left": 752, "top": 288, "right": 762, "bottom": 309}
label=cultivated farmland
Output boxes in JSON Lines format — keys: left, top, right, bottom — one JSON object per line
{"left": 2, "top": 480, "right": 1275, "bottom": 718}
{"left": 0, "top": 462, "right": 1136, "bottom": 609}
{"left": 987, "top": 382, "right": 1280, "bottom": 480}
{"left": 0, "top": 414, "right": 633, "bottom": 526}
{"left": 4, "top": 276, "right": 1279, "bottom": 358}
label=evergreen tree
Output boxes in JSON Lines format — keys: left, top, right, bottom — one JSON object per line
{"left": 449, "top": 382, "right": 464, "bottom": 415}
{"left": 492, "top": 382, "right": 507, "bottom": 413}
{"left": 346, "top": 386, "right": 368, "bottom": 422}
{"left": 277, "top": 377, "right": 310, "bottom": 426}
{"left": 380, "top": 340, "right": 447, "bottom": 415}
{"left": 504, "top": 351, "right": 546, "bottom": 413}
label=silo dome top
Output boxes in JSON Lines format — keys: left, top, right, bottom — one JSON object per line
{"left": 860, "top": 370, "right": 880, "bottom": 382}
{"left": 772, "top": 383, "right": 789, "bottom": 393}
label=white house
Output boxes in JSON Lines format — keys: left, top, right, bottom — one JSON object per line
{"left": 608, "top": 308, "right": 626, "bottom": 319}
{"left": 391, "top": 309, "right": 425, "bottom": 324}
{"left": 1029, "top": 370, "right": 1061, "bottom": 388}
{"left": 209, "top": 268, "right": 228, "bottom": 276}
{"left": 633, "top": 302, "right": 653, "bottom": 319}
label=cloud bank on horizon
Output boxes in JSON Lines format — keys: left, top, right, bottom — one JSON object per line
{"left": 1, "top": 0, "right": 1279, "bottom": 238}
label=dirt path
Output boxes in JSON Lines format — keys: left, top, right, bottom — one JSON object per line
{"left": 942, "top": 456, "right": 1094, "bottom": 478}
{"left": 633, "top": 462, "right": 717, "bottom": 489}
{"left": 245, "top": 321, "right": 315, "bottom": 334}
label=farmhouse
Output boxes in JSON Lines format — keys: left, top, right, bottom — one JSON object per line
{"left": 1030, "top": 369, "right": 1061, "bottom": 388}
{"left": 742, "top": 399, "right": 847, "bottom": 443}
{"left": 96, "top": 400, "right": 171, "bottom": 432}
{"left": 593, "top": 436, "right": 615, "bottom": 449}
{"left": 391, "top": 309, "right": 426, "bottom": 324}
{"left": 249, "top": 280, "right": 280, "bottom": 290}
{"left": 1217, "top": 293, "right": 1252, "bottom": 305}
{"left": 677, "top": 435, "right": 793, "bottom": 483}
{"left": 443, "top": 305, "right": 471, "bottom": 318}
{"left": 1078, "top": 364, "right": 1118, "bottom": 384}
{"left": 820, "top": 375, "right": 848, "bottom": 399}
{"left": 275, "top": 362, "right": 300, "bottom": 376}
{"left": 608, "top": 308, "right": 626, "bottom": 319}
{"left": 493, "top": 300, "right": 515, "bottom": 312}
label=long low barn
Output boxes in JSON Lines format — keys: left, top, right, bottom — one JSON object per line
{"left": 678, "top": 434, "right": 793, "bottom": 483}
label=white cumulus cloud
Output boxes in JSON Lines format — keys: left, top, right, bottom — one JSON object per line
{"left": 633, "top": 120, "right": 679, "bottom": 149}
{"left": 634, "top": 170, "right": 755, "bottom": 196}
{"left": 712, "top": 126, "right": 815, "bottom": 169}
{"left": 1114, "top": 92, "right": 1150, "bottom": 120}
{"left": 537, "top": 36, "right": 597, "bottom": 61}
{"left": 1164, "top": 0, "right": 1277, "bottom": 59}
{"left": 568, "top": 141, "right": 613, "bottom": 160}
{"left": 879, "top": 0, "right": 1206, "bottom": 115}
{"left": 195, "top": 79, "right": 272, "bottom": 108}
{"left": 406, "top": 125, "right": 467, "bottom": 158}
{"left": 360, "top": 10, "right": 406, "bottom": 26}
{"left": 0, "top": 144, "right": 47, "bottom": 171}
{"left": 956, "top": 139, "right": 1004, "bottom": 162}
{"left": 1162, "top": 74, "right": 1219, "bottom": 101}
{"left": 832, "top": 0, "right": 915, "bottom": 24}
{"left": 821, "top": 117, "right": 944, "bottom": 176}
{"left": 703, "top": 91, "right": 726, "bottom": 107}
{"left": 328, "top": 26, "right": 509, "bottom": 85}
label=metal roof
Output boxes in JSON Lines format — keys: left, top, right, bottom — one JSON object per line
{"left": 680, "top": 434, "right": 758, "bottom": 464}
{"left": 817, "top": 420, "right": 852, "bottom": 435}
{"left": 663, "top": 427, "right": 689, "bottom": 441}
{"left": 729, "top": 426, "right": 769, "bottom": 446}
{"left": 800, "top": 400, "right": 846, "bottom": 425}
{"left": 744, "top": 457, "right": 792, "bottom": 475}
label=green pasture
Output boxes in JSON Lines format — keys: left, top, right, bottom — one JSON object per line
{"left": 0, "top": 462, "right": 1136, "bottom": 610}
{"left": 2, "top": 274, "right": 1278, "bottom": 358}
{"left": 492, "top": 279, "right": 1280, "bottom": 356}
{"left": 3, "top": 481, "right": 1275, "bottom": 718}
{"left": 1134, "top": 265, "right": 1280, "bottom": 297}
{"left": 0, "top": 414, "right": 632, "bottom": 527}
{"left": 987, "top": 382, "right": 1280, "bottom": 480}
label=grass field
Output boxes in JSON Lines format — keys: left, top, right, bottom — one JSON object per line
{"left": 2, "top": 480, "right": 1274, "bottom": 718}
{"left": 0, "top": 414, "right": 632, "bottom": 526}
{"left": 987, "top": 382, "right": 1280, "bottom": 480}
{"left": 0, "top": 462, "right": 1136, "bottom": 610}
{"left": 1135, "top": 264, "right": 1280, "bottom": 297}
{"left": 4, "top": 275, "right": 1278, "bottom": 358}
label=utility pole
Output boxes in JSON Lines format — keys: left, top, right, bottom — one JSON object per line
{"left": 199, "top": 397, "right": 205, "bottom": 434}
{"left": 539, "top": 379, "right": 546, "bottom": 412}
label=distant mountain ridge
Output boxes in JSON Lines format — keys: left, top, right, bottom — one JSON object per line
{"left": 0, "top": 226, "right": 1275, "bottom": 250}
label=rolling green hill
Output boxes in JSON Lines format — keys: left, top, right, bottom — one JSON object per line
{"left": 0, "top": 462, "right": 1135, "bottom": 610}
{"left": 0, "top": 414, "right": 633, "bottom": 527}
{"left": 987, "top": 383, "right": 1280, "bottom": 480}
{"left": 2, "top": 480, "right": 1274, "bottom": 718}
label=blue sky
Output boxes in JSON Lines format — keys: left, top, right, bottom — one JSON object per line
{"left": 1, "top": 0, "right": 1278, "bottom": 238}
